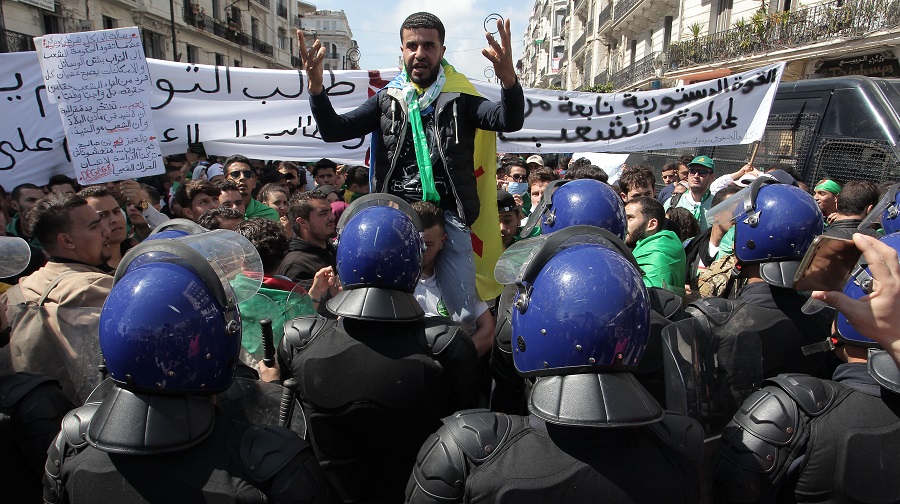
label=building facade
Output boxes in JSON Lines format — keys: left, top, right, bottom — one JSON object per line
{"left": 1, "top": 0, "right": 357, "bottom": 70}
{"left": 295, "top": 8, "right": 358, "bottom": 70}
{"left": 520, "top": 0, "right": 900, "bottom": 91}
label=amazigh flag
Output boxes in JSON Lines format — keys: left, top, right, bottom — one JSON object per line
{"left": 440, "top": 63, "right": 504, "bottom": 300}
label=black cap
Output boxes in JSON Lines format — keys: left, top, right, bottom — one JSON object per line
{"left": 497, "top": 190, "right": 518, "bottom": 213}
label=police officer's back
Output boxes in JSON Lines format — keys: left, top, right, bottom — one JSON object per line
{"left": 278, "top": 196, "right": 480, "bottom": 503}
{"left": 663, "top": 178, "right": 837, "bottom": 434}
{"left": 43, "top": 230, "right": 332, "bottom": 504}
{"left": 407, "top": 235, "right": 704, "bottom": 503}
{"left": 713, "top": 233, "right": 900, "bottom": 503}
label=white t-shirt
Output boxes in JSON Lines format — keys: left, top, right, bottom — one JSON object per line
{"left": 414, "top": 275, "right": 488, "bottom": 320}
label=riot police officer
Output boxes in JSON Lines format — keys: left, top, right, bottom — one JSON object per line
{"left": 42, "top": 230, "right": 332, "bottom": 504}
{"left": 406, "top": 234, "right": 703, "bottom": 504}
{"left": 663, "top": 177, "right": 837, "bottom": 435}
{"left": 278, "top": 195, "right": 480, "bottom": 504}
{"left": 713, "top": 232, "right": 900, "bottom": 503}
{"left": 492, "top": 179, "right": 682, "bottom": 413}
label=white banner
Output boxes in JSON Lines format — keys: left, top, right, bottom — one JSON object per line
{"left": 0, "top": 51, "right": 784, "bottom": 189}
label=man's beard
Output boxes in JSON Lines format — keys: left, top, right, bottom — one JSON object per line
{"left": 406, "top": 61, "right": 440, "bottom": 88}
{"left": 626, "top": 227, "right": 648, "bottom": 248}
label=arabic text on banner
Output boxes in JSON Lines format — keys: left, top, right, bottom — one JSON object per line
{"left": 0, "top": 53, "right": 784, "bottom": 188}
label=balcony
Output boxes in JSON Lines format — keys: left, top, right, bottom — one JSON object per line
{"left": 277, "top": 3, "right": 288, "bottom": 19}
{"left": 183, "top": 8, "right": 275, "bottom": 58}
{"left": 250, "top": 0, "right": 270, "bottom": 8}
{"left": 611, "top": 51, "right": 663, "bottom": 89}
{"left": 293, "top": 16, "right": 303, "bottom": 29}
{"left": 574, "top": 0, "right": 588, "bottom": 20}
{"left": 0, "top": 28, "right": 35, "bottom": 54}
{"left": 667, "top": 0, "right": 900, "bottom": 70}
{"left": 598, "top": 4, "right": 612, "bottom": 28}
{"left": 594, "top": 69, "right": 610, "bottom": 85}
{"left": 614, "top": 0, "right": 639, "bottom": 22}
{"left": 572, "top": 31, "right": 587, "bottom": 56}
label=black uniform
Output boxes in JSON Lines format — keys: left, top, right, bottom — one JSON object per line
{"left": 278, "top": 315, "right": 480, "bottom": 504}
{"left": 407, "top": 374, "right": 704, "bottom": 504}
{"left": 0, "top": 372, "right": 74, "bottom": 504}
{"left": 43, "top": 381, "right": 332, "bottom": 504}
{"left": 713, "top": 354, "right": 900, "bottom": 503}
{"left": 663, "top": 283, "right": 838, "bottom": 434}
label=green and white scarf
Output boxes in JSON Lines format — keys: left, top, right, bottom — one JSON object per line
{"left": 393, "top": 65, "right": 446, "bottom": 203}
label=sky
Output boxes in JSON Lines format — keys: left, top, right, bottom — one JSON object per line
{"left": 307, "top": 0, "right": 532, "bottom": 84}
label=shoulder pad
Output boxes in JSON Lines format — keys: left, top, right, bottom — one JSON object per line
{"left": 239, "top": 424, "right": 306, "bottom": 483}
{"left": 869, "top": 349, "right": 900, "bottom": 394}
{"left": 44, "top": 403, "right": 99, "bottom": 503}
{"left": 283, "top": 315, "right": 333, "bottom": 351}
{"left": 649, "top": 412, "right": 704, "bottom": 464}
{"left": 713, "top": 384, "right": 810, "bottom": 503}
{"left": 687, "top": 297, "right": 735, "bottom": 325}
{"left": 424, "top": 316, "right": 463, "bottom": 355}
{"left": 0, "top": 371, "right": 55, "bottom": 408}
{"left": 440, "top": 409, "right": 511, "bottom": 464}
{"left": 765, "top": 373, "right": 835, "bottom": 416}
{"left": 61, "top": 403, "right": 100, "bottom": 450}
{"left": 408, "top": 430, "right": 467, "bottom": 502}
{"left": 648, "top": 287, "right": 684, "bottom": 320}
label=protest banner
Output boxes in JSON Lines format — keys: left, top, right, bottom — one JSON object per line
{"left": 36, "top": 27, "right": 164, "bottom": 185}
{"left": 0, "top": 53, "right": 784, "bottom": 189}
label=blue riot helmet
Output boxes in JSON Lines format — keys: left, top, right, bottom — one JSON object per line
{"left": 145, "top": 218, "right": 209, "bottom": 241}
{"left": 100, "top": 229, "right": 263, "bottom": 395}
{"left": 507, "top": 227, "right": 650, "bottom": 376}
{"left": 540, "top": 179, "right": 627, "bottom": 239}
{"left": 835, "top": 232, "right": 900, "bottom": 347}
{"left": 859, "top": 182, "right": 900, "bottom": 234}
{"left": 732, "top": 177, "right": 823, "bottom": 287}
{"left": 327, "top": 193, "right": 426, "bottom": 321}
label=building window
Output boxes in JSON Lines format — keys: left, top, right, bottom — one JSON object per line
{"left": 215, "top": 53, "right": 226, "bottom": 66}
{"left": 230, "top": 7, "right": 241, "bottom": 27}
{"left": 186, "top": 44, "right": 199, "bottom": 63}
{"left": 629, "top": 39, "right": 637, "bottom": 66}
{"left": 142, "top": 30, "right": 166, "bottom": 59}
{"left": 663, "top": 16, "right": 673, "bottom": 51}
{"left": 278, "top": 28, "right": 287, "bottom": 50}
{"left": 710, "top": 0, "right": 733, "bottom": 34}
{"left": 212, "top": 0, "right": 221, "bottom": 20}
{"left": 102, "top": 16, "right": 117, "bottom": 30}
{"left": 234, "top": 59, "right": 241, "bottom": 67}
{"left": 251, "top": 18, "right": 259, "bottom": 39}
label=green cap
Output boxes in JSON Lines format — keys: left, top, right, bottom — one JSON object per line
{"left": 689, "top": 155, "right": 715, "bottom": 172}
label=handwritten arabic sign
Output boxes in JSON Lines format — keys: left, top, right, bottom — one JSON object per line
{"left": 38, "top": 27, "right": 164, "bottom": 185}
{"left": 0, "top": 52, "right": 784, "bottom": 189}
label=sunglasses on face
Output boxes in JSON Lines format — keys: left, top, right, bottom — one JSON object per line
{"left": 688, "top": 168, "right": 713, "bottom": 176}
{"left": 282, "top": 173, "right": 296, "bottom": 180}
{"left": 228, "top": 170, "right": 254, "bottom": 179}
{"left": 510, "top": 174, "right": 528, "bottom": 182}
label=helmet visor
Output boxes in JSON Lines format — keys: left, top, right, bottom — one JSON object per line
{"left": 859, "top": 183, "right": 900, "bottom": 231}
{"left": 495, "top": 227, "right": 632, "bottom": 285}
{"left": 705, "top": 187, "right": 750, "bottom": 228}
{"left": 0, "top": 236, "right": 31, "bottom": 278}
{"left": 517, "top": 179, "right": 568, "bottom": 239}
{"left": 176, "top": 229, "right": 264, "bottom": 304}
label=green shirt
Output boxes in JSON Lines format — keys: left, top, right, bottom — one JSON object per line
{"left": 663, "top": 190, "right": 713, "bottom": 232}
{"left": 633, "top": 230, "right": 687, "bottom": 297}
{"left": 245, "top": 197, "right": 280, "bottom": 221}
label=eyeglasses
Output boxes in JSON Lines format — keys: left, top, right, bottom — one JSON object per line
{"left": 510, "top": 174, "right": 528, "bottom": 182}
{"left": 282, "top": 173, "right": 296, "bottom": 180}
{"left": 228, "top": 170, "right": 254, "bottom": 179}
{"left": 688, "top": 168, "right": 713, "bottom": 177}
